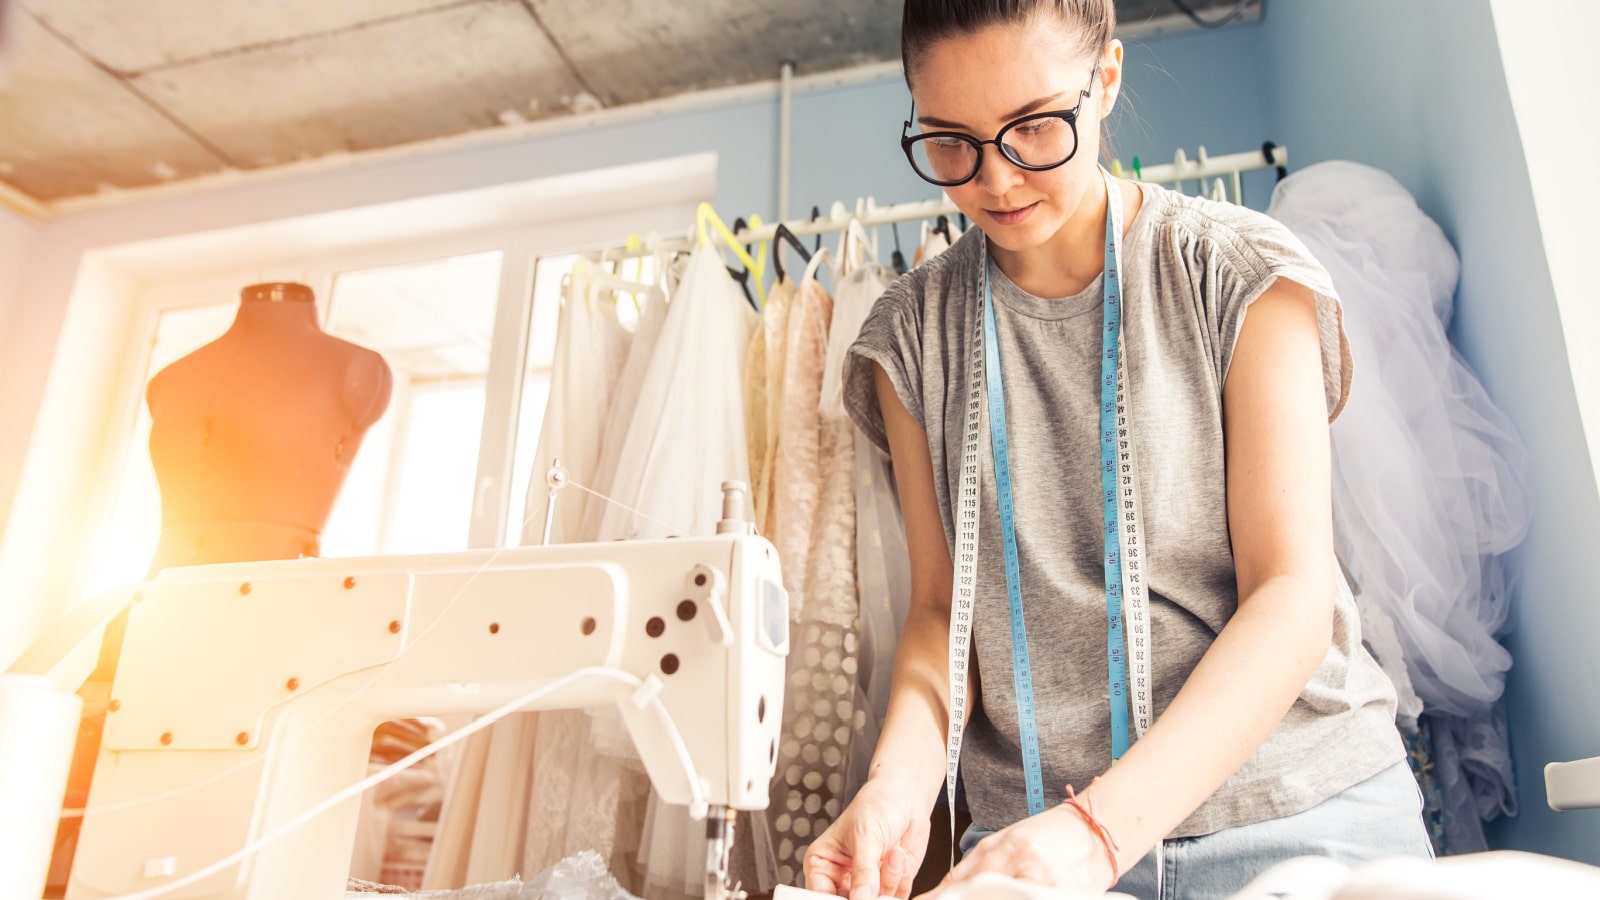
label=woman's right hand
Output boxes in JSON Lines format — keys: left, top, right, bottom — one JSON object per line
{"left": 804, "top": 775, "right": 931, "bottom": 900}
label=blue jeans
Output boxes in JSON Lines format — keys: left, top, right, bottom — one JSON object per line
{"left": 958, "top": 760, "right": 1432, "bottom": 900}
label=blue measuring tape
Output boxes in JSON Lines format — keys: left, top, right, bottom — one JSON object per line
{"left": 958, "top": 170, "right": 1146, "bottom": 826}
{"left": 981, "top": 265, "right": 1046, "bottom": 812}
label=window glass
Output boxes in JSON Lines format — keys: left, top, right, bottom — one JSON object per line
{"left": 322, "top": 250, "right": 504, "bottom": 556}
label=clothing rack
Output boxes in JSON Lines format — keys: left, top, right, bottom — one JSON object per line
{"left": 591, "top": 143, "right": 1288, "bottom": 264}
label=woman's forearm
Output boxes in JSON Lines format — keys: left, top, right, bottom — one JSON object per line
{"left": 866, "top": 599, "right": 964, "bottom": 806}
{"left": 1085, "top": 573, "right": 1333, "bottom": 872}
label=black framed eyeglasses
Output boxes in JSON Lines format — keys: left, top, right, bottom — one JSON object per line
{"left": 901, "top": 67, "right": 1098, "bottom": 187}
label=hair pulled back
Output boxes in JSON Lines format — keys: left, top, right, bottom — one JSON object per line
{"left": 901, "top": 0, "right": 1116, "bottom": 87}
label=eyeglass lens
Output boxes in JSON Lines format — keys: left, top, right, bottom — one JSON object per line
{"left": 907, "top": 115, "right": 1080, "bottom": 185}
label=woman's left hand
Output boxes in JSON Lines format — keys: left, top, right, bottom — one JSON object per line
{"left": 921, "top": 804, "right": 1120, "bottom": 898}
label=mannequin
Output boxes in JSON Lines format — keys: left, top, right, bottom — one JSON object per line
{"left": 143, "top": 281, "right": 392, "bottom": 569}
{"left": 48, "top": 282, "right": 393, "bottom": 893}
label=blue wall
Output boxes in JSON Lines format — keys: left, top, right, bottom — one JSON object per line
{"left": 1261, "top": 0, "right": 1600, "bottom": 864}
{"left": 765, "top": 19, "right": 1280, "bottom": 224}
{"left": 1115, "top": 21, "right": 1279, "bottom": 209}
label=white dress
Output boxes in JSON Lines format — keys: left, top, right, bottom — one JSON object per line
{"left": 579, "top": 274, "right": 671, "bottom": 542}
{"left": 1268, "top": 161, "right": 1530, "bottom": 853}
{"left": 818, "top": 226, "right": 911, "bottom": 788}
{"left": 595, "top": 245, "right": 757, "bottom": 542}
{"left": 523, "top": 258, "right": 637, "bottom": 546}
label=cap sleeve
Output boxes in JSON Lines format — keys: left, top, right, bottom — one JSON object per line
{"left": 844, "top": 278, "right": 924, "bottom": 455}
{"left": 1215, "top": 214, "right": 1353, "bottom": 422}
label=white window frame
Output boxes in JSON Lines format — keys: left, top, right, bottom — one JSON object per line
{"left": 68, "top": 191, "right": 705, "bottom": 610}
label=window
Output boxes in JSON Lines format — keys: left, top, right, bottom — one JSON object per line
{"left": 321, "top": 251, "right": 504, "bottom": 557}
{"left": 56, "top": 162, "right": 708, "bottom": 622}
{"left": 84, "top": 244, "right": 547, "bottom": 591}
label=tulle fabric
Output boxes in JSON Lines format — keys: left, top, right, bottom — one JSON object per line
{"left": 1268, "top": 161, "right": 1530, "bottom": 852}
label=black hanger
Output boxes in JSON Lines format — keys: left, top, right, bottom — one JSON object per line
{"left": 810, "top": 206, "right": 823, "bottom": 252}
{"left": 934, "top": 214, "right": 952, "bottom": 243}
{"left": 958, "top": 212, "right": 969, "bottom": 232}
{"left": 772, "top": 223, "right": 812, "bottom": 282}
{"left": 725, "top": 217, "right": 759, "bottom": 312}
{"left": 1262, "top": 141, "right": 1288, "bottom": 182}
{"left": 890, "top": 222, "right": 908, "bottom": 275}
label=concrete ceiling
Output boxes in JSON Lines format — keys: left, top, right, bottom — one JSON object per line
{"left": 0, "top": 0, "right": 1255, "bottom": 212}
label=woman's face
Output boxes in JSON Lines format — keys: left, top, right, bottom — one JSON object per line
{"left": 909, "top": 20, "right": 1121, "bottom": 254}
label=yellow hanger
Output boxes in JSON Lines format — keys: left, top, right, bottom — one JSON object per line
{"left": 621, "top": 234, "right": 644, "bottom": 314}
{"left": 696, "top": 202, "right": 768, "bottom": 308}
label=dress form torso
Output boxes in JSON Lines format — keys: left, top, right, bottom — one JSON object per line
{"left": 51, "top": 284, "right": 394, "bottom": 891}
{"left": 145, "top": 282, "right": 392, "bottom": 572}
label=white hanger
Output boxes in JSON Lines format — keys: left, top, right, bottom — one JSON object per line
{"left": 800, "top": 245, "right": 838, "bottom": 294}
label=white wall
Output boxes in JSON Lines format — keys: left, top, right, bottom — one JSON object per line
{"left": 1485, "top": 0, "right": 1600, "bottom": 863}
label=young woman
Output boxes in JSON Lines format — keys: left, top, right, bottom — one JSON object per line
{"left": 804, "top": 2, "right": 1431, "bottom": 898}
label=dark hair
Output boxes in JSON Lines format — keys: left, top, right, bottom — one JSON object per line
{"left": 901, "top": 0, "right": 1116, "bottom": 87}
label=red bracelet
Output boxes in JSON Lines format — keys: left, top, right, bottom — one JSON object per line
{"left": 1061, "top": 778, "right": 1121, "bottom": 884}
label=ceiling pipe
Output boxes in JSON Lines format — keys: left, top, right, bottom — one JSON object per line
{"left": 778, "top": 60, "right": 795, "bottom": 223}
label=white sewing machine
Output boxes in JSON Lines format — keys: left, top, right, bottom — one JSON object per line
{"left": 49, "top": 488, "right": 787, "bottom": 900}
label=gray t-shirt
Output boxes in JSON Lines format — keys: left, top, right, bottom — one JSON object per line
{"left": 843, "top": 182, "right": 1403, "bottom": 838}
